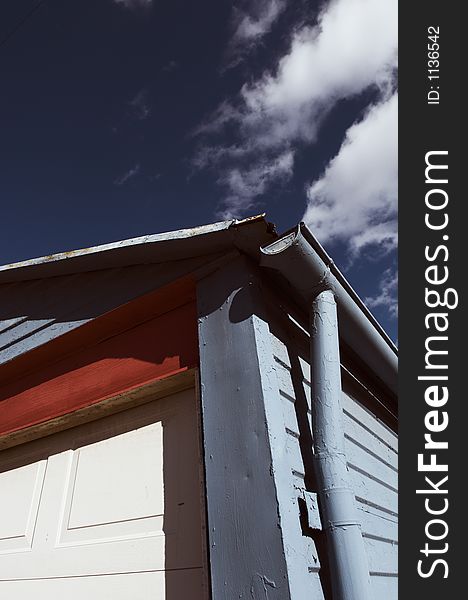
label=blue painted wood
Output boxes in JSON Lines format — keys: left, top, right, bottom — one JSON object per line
{"left": 0, "top": 256, "right": 213, "bottom": 366}
{"left": 251, "top": 310, "right": 325, "bottom": 600}
{"left": 197, "top": 257, "right": 293, "bottom": 600}
{"left": 264, "top": 296, "right": 398, "bottom": 598}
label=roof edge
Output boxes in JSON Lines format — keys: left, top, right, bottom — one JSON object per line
{"left": 0, "top": 215, "right": 275, "bottom": 283}
{"left": 260, "top": 223, "right": 398, "bottom": 397}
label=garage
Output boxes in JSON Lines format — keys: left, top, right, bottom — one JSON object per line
{"left": 0, "top": 217, "right": 398, "bottom": 599}
{"left": 0, "top": 388, "right": 207, "bottom": 599}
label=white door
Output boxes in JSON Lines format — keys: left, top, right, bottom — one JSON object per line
{"left": 0, "top": 388, "right": 207, "bottom": 599}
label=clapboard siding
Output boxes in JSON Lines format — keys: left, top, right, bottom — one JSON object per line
{"left": 370, "top": 574, "right": 398, "bottom": 598}
{"left": 348, "top": 464, "right": 398, "bottom": 516}
{"left": 265, "top": 299, "right": 398, "bottom": 598}
{"left": 358, "top": 506, "right": 398, "bottom": 543}
{"left": 364, "top": 537, "right": 398, "bottom": 573}
{"left": 258, "top": 301, "right": 325, "bottom": 599}
{"left": 285, "top": 428, "right": 307, "bottom": 477}
{"left": 342, "top": 392, "right": 398, "bottom": 451}
{"left": 344, "top": 436, "right": 397, "bottom": 490}
{"left": 344, "top": 415, "right": 398, "bottom": 470}
{"left": 0, "top": 255, "right": 216, "bottom": 366}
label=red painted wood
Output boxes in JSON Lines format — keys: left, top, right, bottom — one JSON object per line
{"left": 0, "top": 278, "right": 198, "bottom": 438}
{"left": 0, "top": 277, "right": 196, "bottom": 386}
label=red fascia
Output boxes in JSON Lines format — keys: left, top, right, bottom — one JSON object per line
{"left": 0, "top": 277, "right": 199, "bottom": 438}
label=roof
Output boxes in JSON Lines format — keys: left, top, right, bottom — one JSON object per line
{"left": 0, "top": 215, "right": 397, "bottom": 396}
{"left": 0, "top": 215, "right": 275, "bottom": 283}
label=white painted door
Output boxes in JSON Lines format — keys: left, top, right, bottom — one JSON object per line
{"left": 0, "top": 388, "right": 207, "bottom": 599}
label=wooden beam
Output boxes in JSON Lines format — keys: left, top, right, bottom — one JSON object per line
{"left": 197, "top": 256, "right": 292, "bottom": 599}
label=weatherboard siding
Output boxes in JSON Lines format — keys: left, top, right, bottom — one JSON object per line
{"left": 252, "top": 313, "right": 326, "bottom": 600}
{"left": 265, "top": 296, "right": 398, "bottom": 599}
{"left": 0, "top": 256, "right": 215, "bottom": 366}
{"left": 343, "top": 393, "right": 398, "bottom": 595}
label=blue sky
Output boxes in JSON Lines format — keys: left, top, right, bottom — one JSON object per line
{"left": 0, "top": 0, "right": 397, "bottom": 340}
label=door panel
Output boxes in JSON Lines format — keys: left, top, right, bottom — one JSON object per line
{"left": 0, "top": 461, "right": 46, "bottom": 554}
{"left": 0, "top": 387, "right": 206, "bottom": 599}
{"left": 0, "top": 570, "right": 205, "bottom": 600}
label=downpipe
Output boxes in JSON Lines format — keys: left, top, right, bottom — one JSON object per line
{"left": 311, "top": 290, "right": 371, "bottom": 600}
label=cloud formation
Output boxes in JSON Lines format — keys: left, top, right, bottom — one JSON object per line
{"left": 129, "top": 89, "right": 151, "bottom": 120}
{"left": 113, "top": 164, "right": 140, "bottom": 185}
{"left": 304, "top": 92, "right": 398, "bottom": 255}
{"left": 226, "top": 0, "right": 286, "bottom": 67}
{"left": 365, "top": 268, "right": 398, "bottom": 318}
{"left": 195, "top": 0, "right": 397, "bottom": 221}
{"left": 218, "top": 150, "right": 294, "bottom": 218}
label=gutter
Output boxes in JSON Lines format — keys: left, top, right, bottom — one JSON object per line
{"left": 260, "top": 223, "right": 397, "bottom": 397}
{"left": 260, "top": 223, "right": 397, "bottom": 600}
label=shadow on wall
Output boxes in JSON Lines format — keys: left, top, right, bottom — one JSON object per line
{"left": 0, "top": 299, "right": 198, "bottom": 409}
{"left": 0, "top": 257, "right": 211, "bottom": 366}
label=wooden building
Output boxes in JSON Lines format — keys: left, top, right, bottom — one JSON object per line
{"left": 0, "top": 216, "right": 398, "bottom": 599}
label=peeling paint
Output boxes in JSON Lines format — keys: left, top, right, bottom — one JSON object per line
{"left": 311, "top": 290, "right": 372, "bottom": 600}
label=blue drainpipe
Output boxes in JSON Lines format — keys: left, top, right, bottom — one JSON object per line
{"left": 260, "top": 226, "right": 376, "bottom": 600}
{"left": 310, "top": 290, "right": 371, "bottom": 600}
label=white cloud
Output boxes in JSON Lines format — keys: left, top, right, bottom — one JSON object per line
{"left": 218, "top": 150, "right": 294, "bottom": 218}
{"left": 226, "top": 0, "right": 286, "bottom": 66}
{"left": 195, "top": 0, "right": 397, "bottom": 218}
{"left": 304, "top": 92, "right": 397, "bottom": 255}
{"left": 242, "top": 0, "right": 396, "bottom": 113}
{"left": 114, "top": 0, "right": 152, "bottom": 9}
{"left": 114, "top": 164, "right": 140, "bottom": 185}
{"left": 365, "top": 267, "right": 398, "bottom": 318}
